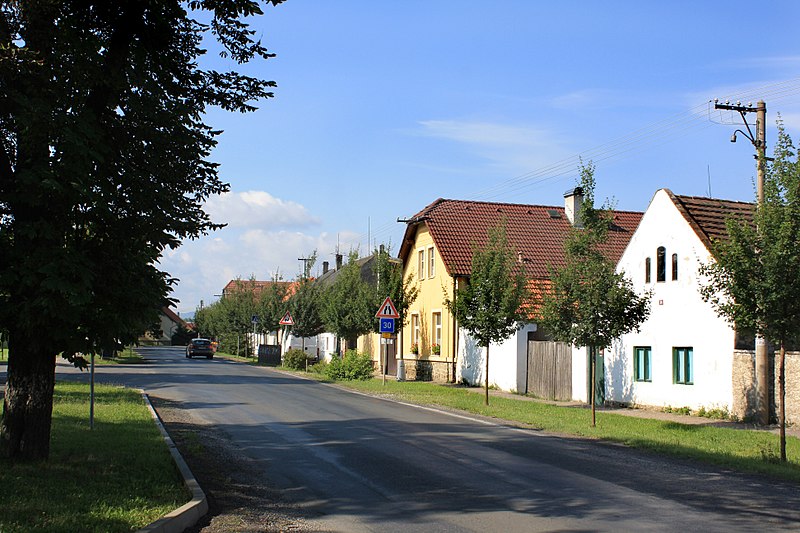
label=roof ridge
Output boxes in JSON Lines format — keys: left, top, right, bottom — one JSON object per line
{"left": 673, "top": 193, "right": 754, "bottom": 206}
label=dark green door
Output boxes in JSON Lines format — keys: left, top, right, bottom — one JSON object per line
{"left": 587, "top": 347, "right": 605, "bottom": 405}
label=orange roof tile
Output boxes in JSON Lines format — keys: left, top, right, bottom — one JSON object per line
{"left": 668, "top": 190, "right": 754, "bottom": 251}
{"left": 222, "top": 279, "right": 299, "bottom": 300}
{"left": 400, "top": 198, "right": 643, "bottom": 279}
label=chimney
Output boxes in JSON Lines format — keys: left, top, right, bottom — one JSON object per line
{"left": 322, "top": 261, "right": 329, "bottom": 274}
{"left": 564, "top": 187, "right": 584, "bottom": 227}
{"left": 335, "top": 253, "right": 343, "bottom": 270}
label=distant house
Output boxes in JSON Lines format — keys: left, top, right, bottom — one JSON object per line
{"left": 398, "top": 192, "right": 642, "bottom": 399}
{"left": 221, "top": 278, "right": 300, "bottom": 356}
{"left": 609, "top": 189, "right": 762, "bottom": 416}
{"left": 312, "top": 251, "right": 401, "bottom": 370}
{"left": 139, "top": 307, "right": 187, "bottom": 346}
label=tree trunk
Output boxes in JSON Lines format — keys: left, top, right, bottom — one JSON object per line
{"left": 1, "top": 332, "right": 57, "bottom": 460}
{"left": 484, "top": 344, "right": 490, "bottom": 406}
{"left": 779, "top": 340, "right": 786, "bottom": 462}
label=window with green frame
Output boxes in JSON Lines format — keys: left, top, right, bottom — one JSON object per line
{"left": 634, "top": 346, "right": 651, "bottom": 382}
{"left": 673, "top": 347, "right": 693, "bottom": 385}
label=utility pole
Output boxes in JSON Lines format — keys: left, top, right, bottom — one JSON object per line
{"left": 715, "top": 99, "right": 769, "bottom": 425}
{"left": 297, "top": 257, "right": 313, "bottom": 279}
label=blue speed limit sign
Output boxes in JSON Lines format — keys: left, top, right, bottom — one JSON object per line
{"left": 380, "top": 318, "right": 395, "bottom": 333}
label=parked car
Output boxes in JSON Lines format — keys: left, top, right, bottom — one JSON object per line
{"left": 186, "top": 338, "right": 214, "bottom": 359}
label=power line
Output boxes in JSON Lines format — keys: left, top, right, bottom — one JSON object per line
{"left": 335, "top": 78, "right": 800, "bottom": 255}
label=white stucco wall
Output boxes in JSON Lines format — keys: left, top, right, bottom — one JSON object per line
{"left": 610, "top": 189, "right": 736, "bottom": 411}
{"left": 457, "top": 324, "right": 534, "bottom": 394}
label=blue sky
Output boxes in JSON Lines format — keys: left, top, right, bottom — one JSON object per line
{"left": 163, "top": 0, "right": 800, "bottom": 315}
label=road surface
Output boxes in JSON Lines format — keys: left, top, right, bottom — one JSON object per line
{"left": 54, "top": 346, "right": 800, "bottom": 532}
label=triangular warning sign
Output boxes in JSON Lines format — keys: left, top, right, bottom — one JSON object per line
{"left": 375, "top": 296, "right": 400, "bottom": 318}
{"left": 279, "top": 311, "right": 294, "bottom": 325}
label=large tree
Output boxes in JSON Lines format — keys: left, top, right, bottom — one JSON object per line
{"left": 257, "top": 272, "right": 289, "bottom": 337}
{"left": 322, "top": 251, "right": 375, "bottom": 353}
{"left": 0, "top": 1, "right": 282, "bottom": 459}
{"left": 445, "top": 222, "right": 528, "bottom": 406}
{"left": 538, "top": 162, "right": 650, "bottom": 426}
{"left": 700, "top": 121, "right": 800, "bottom": 462}
{"left": 290, "top": 254, "right": 325, "bottom": 346}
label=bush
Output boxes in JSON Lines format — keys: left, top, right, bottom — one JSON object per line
{"left": 283, "top": 348, "right": 308, "bottom": 370}
{"left": 324, "top": 350, "right": 374, "bottom": 381}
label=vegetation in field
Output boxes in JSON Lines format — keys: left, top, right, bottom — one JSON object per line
{"left": 282, "top": 348, "right": 310, "bottom": 370}
{"left": 0, "top": 382, "right": 188, "bottom": 532}
{"left": 325, "top": 350, "right": 374, "bottom": 380}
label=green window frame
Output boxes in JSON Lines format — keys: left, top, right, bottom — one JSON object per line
{"left": 673, "top": 347, "right": 693, "bottom": 385}
{"left": 634, "top": 346, "right": 651, "bottom": 382}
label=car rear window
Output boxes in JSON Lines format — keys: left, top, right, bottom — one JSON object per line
{"left": 193, "top": 340, "right": 211, "bottom": 346}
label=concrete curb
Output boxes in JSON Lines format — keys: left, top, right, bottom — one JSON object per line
{"left": 138, "top": 393, "right": 208, "bottom": 533}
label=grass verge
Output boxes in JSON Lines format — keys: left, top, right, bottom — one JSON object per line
{"left": 0, "top": 382, "right": 189, "bottom": 533}
{"left": 330, "top": 379, "right": 800, "bottom": 482}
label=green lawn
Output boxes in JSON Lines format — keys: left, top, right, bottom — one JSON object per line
{"left": 333, "top": 379, "right": 800, "bottom": 482}
{"left": 0, "top": 382, "right": 188, "bottom": 532}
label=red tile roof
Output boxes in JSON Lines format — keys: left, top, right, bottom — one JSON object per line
{"left": 399, "top": 198, "right": 643, "bottom": 279}
{"left": 161, "top": 306, "right": 187, "bottom": 327}
{"left": 668, "top": 190, "right": 754, "bottom": 251}
{"left": 222, "top": 279, "right": 299, "bottom": 299}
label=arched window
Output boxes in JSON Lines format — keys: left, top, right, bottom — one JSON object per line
{"left": 672, "top": 253, "right": 678, "bottom": 281}
{"left": 645, "top": 257, "right": 651, "bottom": 283}
{"left": 656, "top": 247, "right": 666, "bottom": 282}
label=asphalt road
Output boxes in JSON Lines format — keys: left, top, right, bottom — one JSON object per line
{"left": 54, "top": 346, "right": 800, "bottom": 532}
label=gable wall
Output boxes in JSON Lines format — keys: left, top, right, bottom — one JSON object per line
{"left": 609, "top": 189, "right": 736, "bottom": 411}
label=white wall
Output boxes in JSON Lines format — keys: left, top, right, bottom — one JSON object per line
{"left": 457, "top": 324, "right": 534, "bottom": 394}
{"left": 610, "top": 189, "right": 736, "bottom": 412}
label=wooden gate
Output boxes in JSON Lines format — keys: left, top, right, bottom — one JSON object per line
{"left": 527, "top": 340, "right": 572, "bottom": 401}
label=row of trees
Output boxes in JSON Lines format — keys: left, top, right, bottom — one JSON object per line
{"left": 194, "top": 248, "right": 418, "bottom": 356}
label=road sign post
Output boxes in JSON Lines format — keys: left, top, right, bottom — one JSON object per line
{"left": 376, "top": 298, "right": 400, "bottom": 385}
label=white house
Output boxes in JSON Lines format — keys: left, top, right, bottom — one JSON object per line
{"left": 608, "top": 188, "right": 753, "bottom": 413}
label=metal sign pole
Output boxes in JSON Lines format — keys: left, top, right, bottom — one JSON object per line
{"left": 90, "top": 352, "right": 95, "bottom": 430}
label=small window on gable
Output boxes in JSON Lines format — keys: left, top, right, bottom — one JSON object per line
{"left": 672, "top": 253, "right": 678, "bottom": 281}
{"left": 418, "top": 249, "right": 425, "bottom": 280}
{"left": 428, "top": 246, "right": 435, "bottom": 278}
{"left": 645, "top": 257, "right": 651, "bottom": 283}
{"left": 656, "top": 246, "right": 666, "bottom": 282}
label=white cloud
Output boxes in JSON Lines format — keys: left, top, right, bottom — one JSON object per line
{"left": 416, "top": 119, "right": 573, "bottom": 174}
{"left": 160, "top": 224, "right": 364, "bottom": 316}
{"left": 204, "top": 190, "right": 320, "bottom": 229}
{"left": 550, "top": 89, "right": 619, "bottom": 110}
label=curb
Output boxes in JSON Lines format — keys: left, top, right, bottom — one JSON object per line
{"left": 138, "top": 393, "right": 208, "bottom": 533}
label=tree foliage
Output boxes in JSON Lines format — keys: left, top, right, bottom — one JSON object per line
{"left": 445, "top": 222, "right": 528, "bottom": 405}
{"left": 539, "top": 162, "right": 650, "bottom": 350}
{"left": 290, "top": 253, "right": 325, "bottom": 340}
{"left": 538, "top": 162, "right": 650, "bottom": 423}
{"left": 322, "top": 251, "right": 375, "bottom": 351}
{"left": 257, "top": 273, "right": 289, "bottom": 335}
{"left": 700, "top": 120, "right": 800, "bottom": 461}
{"left": 372, "top": 245, "right": 419, "bottom": 331}
{"left": 0, "top": 0, "right": 282, "bottom": 459}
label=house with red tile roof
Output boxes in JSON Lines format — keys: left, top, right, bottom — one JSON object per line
{"left": 609, "top": 189, "right": 768, "bottom": 417}
{"left": 139, "top": 306, "right": 188, "bottom": 345}
{"left": 398, "top": 190, "right": 642, "bottom": 398}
